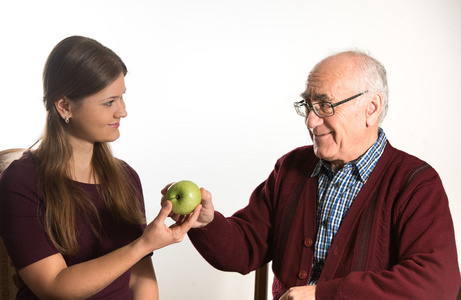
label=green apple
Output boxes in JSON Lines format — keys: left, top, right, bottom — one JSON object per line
{"left": 165, "top": 180, "right": 201, "bottom": 215}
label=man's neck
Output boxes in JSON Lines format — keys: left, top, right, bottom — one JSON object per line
{"left": 329, "top": 127, "right": 380, "bottom": 172}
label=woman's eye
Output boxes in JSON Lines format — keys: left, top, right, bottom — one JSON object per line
{"left": 104, "top": 100, "right": 114, "bottom": 106}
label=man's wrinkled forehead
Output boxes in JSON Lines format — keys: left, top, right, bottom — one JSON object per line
{"left": 304, "top": 57, "right": 356, "bottom": 100}
{"left": 306, "top": 71, "right": 325, "bottom": 91}
{"left": 303, "top": 70, "right": 336, "bottom": 100}
{"left": 301, "top": 87, "right": 331, "bottom": 102}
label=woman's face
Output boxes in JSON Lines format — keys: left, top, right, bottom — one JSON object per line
{"left": 67, "top": 73, "right": 127, "bottom": 146}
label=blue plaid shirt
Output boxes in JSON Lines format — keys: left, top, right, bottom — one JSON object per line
{"left": 308, "top": 128, "right": 387, "bottom": 284}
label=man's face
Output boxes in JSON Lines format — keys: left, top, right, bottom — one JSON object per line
{"left": 304, "top": 58, "right": 370, "bottom": 170}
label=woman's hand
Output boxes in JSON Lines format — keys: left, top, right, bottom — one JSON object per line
{"left": 17, "top": 201, "right": 196, "bottom": 300}
{"left": 140, "top": 200, "right": 202, "bottom": 252}
{"left": 161, "top": 183, "right": 215, "bottom": 228}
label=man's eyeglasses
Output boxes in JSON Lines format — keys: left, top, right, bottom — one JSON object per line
{"left": 294, "top": 91, "right": 369, "bottom": 118}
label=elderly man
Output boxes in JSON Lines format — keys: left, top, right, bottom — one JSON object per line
{"left": 164, "top": 51, "right": 460, "bottom": 299}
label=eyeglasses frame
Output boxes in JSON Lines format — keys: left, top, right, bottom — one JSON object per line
{"left": 294, "top": 90, "right": 369, "bottom": 118}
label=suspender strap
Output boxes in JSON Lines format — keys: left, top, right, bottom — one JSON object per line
{"left": 353, "top": 162, "right": 430, "bottom": 271}
{"left": 273, "top": 168, "right": 310, "bottom": 276}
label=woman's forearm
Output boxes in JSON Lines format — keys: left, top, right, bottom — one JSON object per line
{"left": 19, "top": 236, "right": 150, "bottom": 299}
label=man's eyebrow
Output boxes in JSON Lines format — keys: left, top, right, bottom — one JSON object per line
{"left": 300, "top": 91, "right": 330, "bottom": 101}
{"left": 300, "top": 91, "right": 310, "bottom": 100}
{"left": 315, "top": 94, "right": 330, "bottom": 101}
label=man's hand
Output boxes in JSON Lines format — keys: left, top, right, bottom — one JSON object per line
{"left": 280, "top": 285, "right": 316, "bottom": 300}
{"left": 161, "top": 183, "right": 214, "bottom": 228}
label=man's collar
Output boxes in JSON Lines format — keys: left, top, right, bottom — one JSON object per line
{"left": 311, "top": 128, "right": 387, "bottom": 180}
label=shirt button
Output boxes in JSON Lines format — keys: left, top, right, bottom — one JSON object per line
{"left": 298, "top": 270, "right": 308, "bottom": 280}
{"left": 304, "top": 238, "right": 313, "bottom": 247}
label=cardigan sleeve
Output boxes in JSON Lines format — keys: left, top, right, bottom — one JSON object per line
{"left": 316, "top": 166, "right": 461, "bottom": 299}
{"left": 187, "top": 156, "right": 283, "bottom": 274}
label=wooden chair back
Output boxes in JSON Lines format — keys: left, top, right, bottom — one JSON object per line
{"left": 254, "top": 264, "right": 268, "bottom": 300}
{"left": 0, "top": 148, "right": 26, "bottom": 300}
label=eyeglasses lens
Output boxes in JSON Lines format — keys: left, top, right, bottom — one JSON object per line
{"left": 314, "top": 103, "right": 333, "bottom": 117}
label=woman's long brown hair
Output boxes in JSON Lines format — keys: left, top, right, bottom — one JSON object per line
{"left": 32, "top": 36, "right": 144, "bottom": 255}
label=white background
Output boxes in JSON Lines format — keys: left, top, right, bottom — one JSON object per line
{"left": 1, "top": 0, "right": 460, "bottom": 299}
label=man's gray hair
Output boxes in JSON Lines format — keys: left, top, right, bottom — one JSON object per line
{"left": 340, "top": 50, "right": 389, "bottom": 124}
{"left": 320, "top": 50, "right": 389, "bottom": 125}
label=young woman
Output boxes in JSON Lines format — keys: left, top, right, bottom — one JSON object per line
{"left": 0, "top": 36, "right": 201, "bottom": 299}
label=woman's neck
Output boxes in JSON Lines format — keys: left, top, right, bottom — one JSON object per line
{"left": 69, "top": 138, "right": 98, "bottom": 184}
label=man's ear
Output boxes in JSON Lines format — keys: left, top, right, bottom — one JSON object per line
{"left": 54, "top": 98, "right": 72, "bottom": 120}
{"left": 365, "top": 93, "right": 382, "bottom": 127}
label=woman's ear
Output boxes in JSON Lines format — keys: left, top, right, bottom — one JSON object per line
{"left": 54, "top": 98, "right": 72, "bottom": 121}
{"left": 366, "top": 93, "right": 382, "bottom": 127}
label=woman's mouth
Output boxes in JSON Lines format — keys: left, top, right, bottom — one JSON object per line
{"left": 108, "top": 122, "right": 120, "bottom": 129}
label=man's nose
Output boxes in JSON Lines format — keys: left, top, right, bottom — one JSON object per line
{"left": 306, "top": 109, "right": 323, "bottom": 129}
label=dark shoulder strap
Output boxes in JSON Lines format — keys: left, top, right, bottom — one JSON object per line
{"left": 353, "top": 162, "right": 430, "bottom": 271}
{"left": 273, "top": 167, "right": 310, "bottom": 274}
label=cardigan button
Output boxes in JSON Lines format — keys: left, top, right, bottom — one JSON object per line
{"left": 333, "top": 245, "right": 339, "bottom": 255}
{"left": 298, "top": 270, "right": 308, "bottom": 280}
{"left": 304, "top": 238, "right": 313, "bottom": 247}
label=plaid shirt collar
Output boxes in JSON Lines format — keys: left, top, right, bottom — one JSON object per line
{"left": 312, "top": 128, "right": 387, "bottom": 182}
